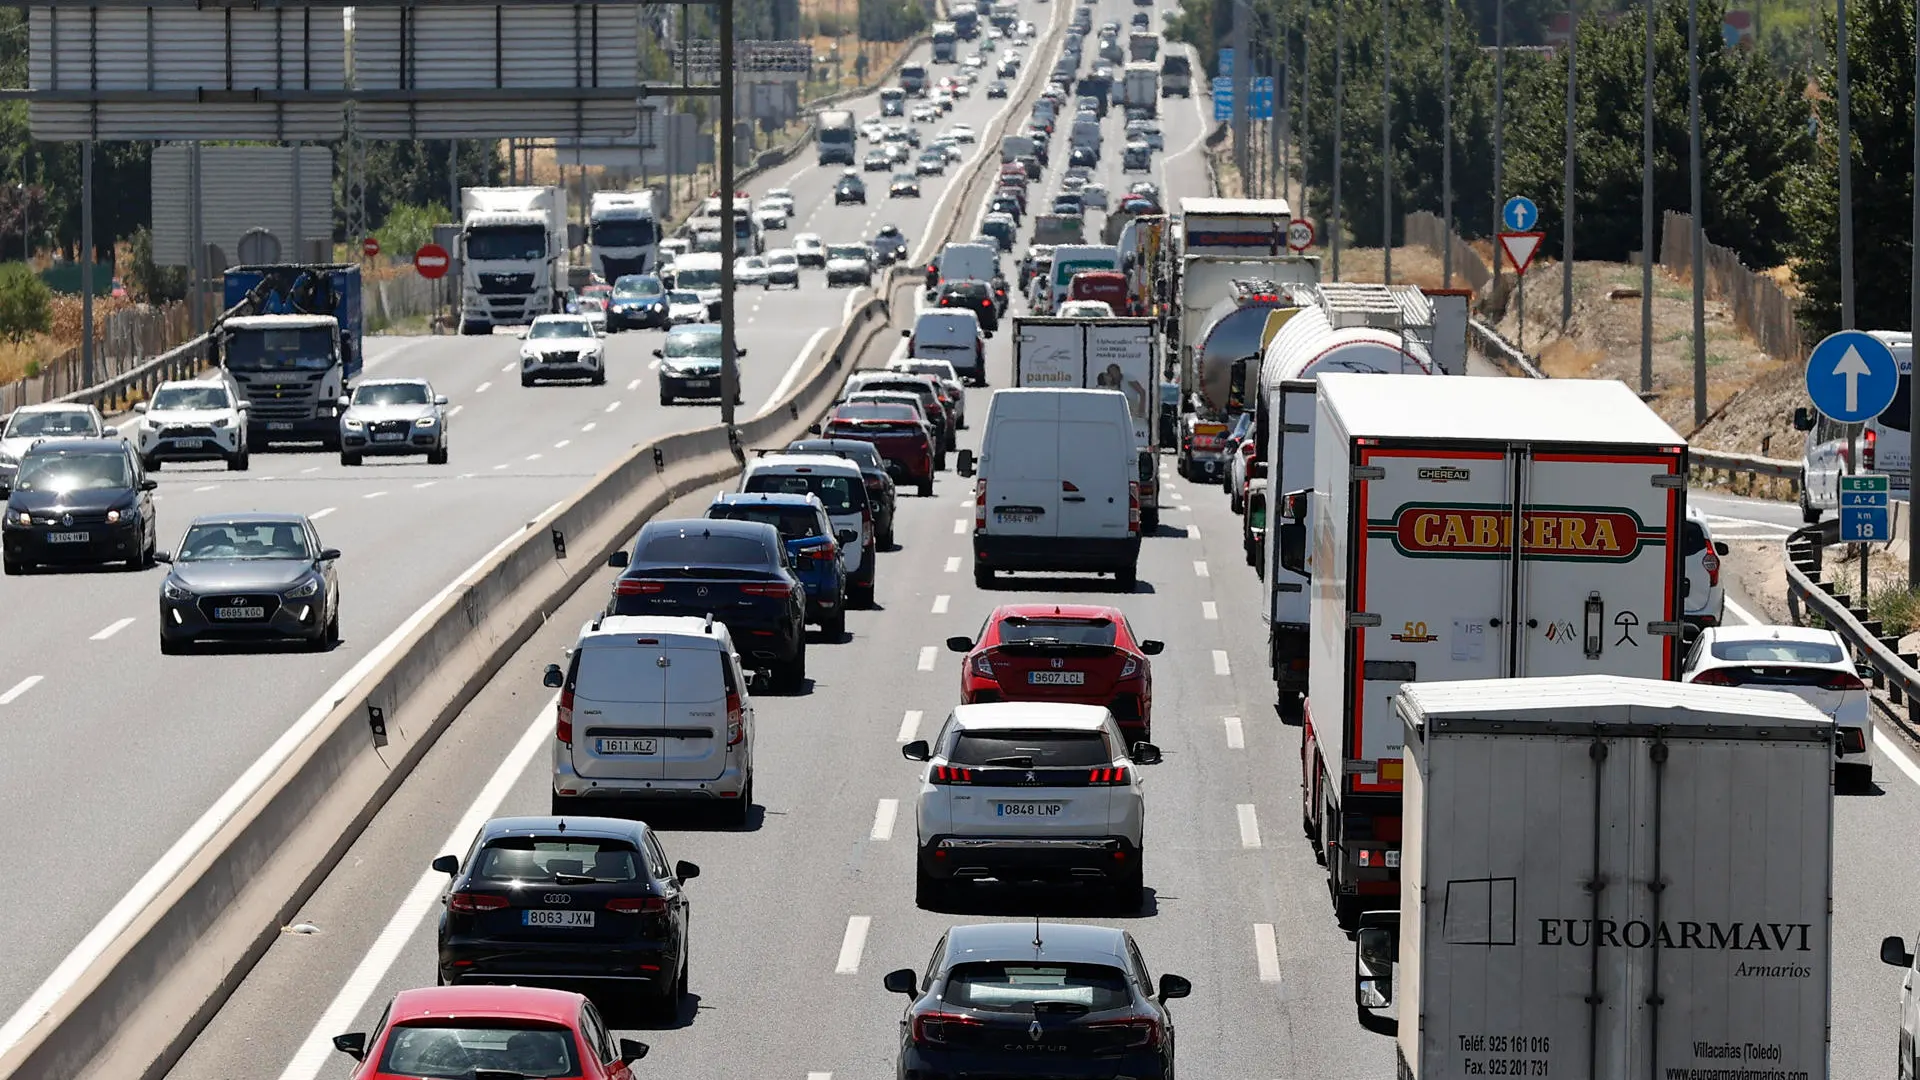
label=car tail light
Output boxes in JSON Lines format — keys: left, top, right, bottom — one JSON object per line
{"left": 448, "top": 892, "right": 510, "bottom": 913}
{"left": 1119, "top": 656, "right": 1139, "bottom": 678}
{"left": 741, "top": 582, "right": 794, "bottom": 597}
{"left": 1088, "top": 1017, "right": 1162, "bottom": 1048}
{"left": 1088, "top": 766, "right": 1131, "bottom": 785}
{"left": 911, "top": 1012, "right": 984, "bottom": 1045}
{"left": 557, "top": 688, "right": 574, "bottom": 744}
{"left": 1841, "top": 726, "right": 1869, "bottom": 753}
{"left": 1128, "top": 481, "right": 1141, "bottom": 534}
{"left": 801, "top": 545, "right": 836, "bottom": 564}
{"left": 1701, "top": 547, "right": 1720, "bottom": 586}
{"left": 975, "top": 479, "right": 987, "bottom": 530}
{"left": 970, "top": 652, "right": 996, "bottom": 679}
{"left": 1821, "top": 670, "right": 1868, "bottom": 691}
{"left": 614, "top": 578, "right": 666, "bottom": 596}
{"left": 1688, "top": 669, "right": 1742, "bottom": 687}
{"left": 930, "top": 765, "right": 974, "bottom": 784}
{"left": 1865, "top": 427, "right": 1878, "bottom": 470}
{"left": 726, "top": 689, "right": 746, "bottom": 745}
{"left": 607, "top": 896, "right": 669, "bottom": 914}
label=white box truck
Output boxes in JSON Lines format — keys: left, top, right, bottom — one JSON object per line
{"left": 1355, "top": 675, "right": 1834, "bottom": 1080}
{"left": 587, "top": 190, "right": 659, "bottom": 283}
{"left": 1121, "top": 62, "right": 1159, "bottom": 115}
{"left": 1178, "top": 196, "right": 1292, "bottom": 257}
{"left": 1011, "top": 315, "right": 1163, "bottom": 528}
{"left": 458, "top": 186, "right": 570, "bottom": 334}
{"left": 1275, "top": 374, "right": 1689, "bottom": 924}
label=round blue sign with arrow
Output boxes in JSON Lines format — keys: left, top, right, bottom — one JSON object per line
{"left": 1502, "top": 196, "right": 1539, "bottom": 233}
{"left": 1804, "top": 329, "right": 1901, "bottom": 424}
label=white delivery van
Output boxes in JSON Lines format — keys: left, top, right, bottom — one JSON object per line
{"left": 905, "top": 308, "right": 990, "bottom": 386}
{"left": 1358, "top": 676, "right": 1834, "bottom": 1080}
{"left": 1793, "top": 328, "right": 1912, "bottom": 522}
{"left": 545, "top": 614, "right": 756, "bottom": 825}
{"left": 958, "top": 388, "right": 1140, "bottom": 590}
{"left": 665, "top": 250, "right": 725, "bottom": 321}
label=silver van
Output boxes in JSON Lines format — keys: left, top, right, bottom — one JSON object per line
{"left": 546, "top": 614, "right": 755, "bottom": 825}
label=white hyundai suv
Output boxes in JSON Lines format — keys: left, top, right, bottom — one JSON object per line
{"left": 903, "top": 702, "right": 1162, "bottom": 911}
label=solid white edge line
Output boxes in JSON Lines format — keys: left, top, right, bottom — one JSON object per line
{"left": 0, "top": 675, "right": 43, "bottom": 705}
{"left": 1723, "top": 596, "right": 1760, "bottom": 626}
{"left": 1253, "top": 923, "right": 1282, "bottom": 983}
{"left": 90, "top": 617, "right": 136, "bottom": 642}
{"left": 917, "top": 646, "right": 937, "bottom": 671}
{"left": 0, "top": 509, "right": 554, "bottom": 1058}
{"left": 1223, "top": 716, "right": 1245, "bottom": 749}
{"left": 834, "top": 915, "right": 872, "bottom": 974}
{"left": 898, "top": 710, "right": 923, "bottom": 743}
{"left": 276, "top": 695, "right": 558, "bottom": 1080}
{"left": 871, "top": 799, "right": 899, "bottom": 841}
{"left": 1237, "top": 804, "right": 1262, "bottom": 848}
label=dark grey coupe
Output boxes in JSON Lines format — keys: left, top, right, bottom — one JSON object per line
{"left": 154, "top": 512, "right": 340, "bottom": 653}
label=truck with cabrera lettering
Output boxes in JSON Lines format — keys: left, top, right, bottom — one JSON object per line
{"left": 1272, "top": 374, "right": 1688, "bottom": 926}
{"left": 1353, "top": 675, "right": 1833, "bottom": 1080}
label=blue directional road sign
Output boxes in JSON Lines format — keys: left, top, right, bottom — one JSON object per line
{"left": 1840, "top": 473, "right": 1891, "bottom": 543}
{"left": 1249, "top": 77, "right": 1275, "bottom": 119}
{"left": 1502, "top": 196, "right": 1539, "bottom": 233}
{"left": 1219, "top": 48, "right": 1234, "bottom": 77}
{"left": 1805, "top": 329, "right": 1900, "bottom": 424}
{"left": 1213, "top": 78, "right": 1234, "bottom": 121}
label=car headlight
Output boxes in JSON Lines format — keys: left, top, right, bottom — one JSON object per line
{"left": 209, "top": 417, "right": 229, "bottom": 429}
{"left": 343, "top": 417, "right": 363, "bottom": 429}
{"left": 415, "top": 416, "right": 437, "bottom": 428}
{"left": 107, "top": 507, "right": 133, "bottom": 524}
{"left": 285, "top": 577, "right": 320, "bottom": 599}
{"left": 0, "top": 452, "right": 16, "bottom": 467}
{"left": 161, "top": 578, "right": 193, "bottom": 601}
{"left": 13, "top": 510, "right": 29, "bottom": 525}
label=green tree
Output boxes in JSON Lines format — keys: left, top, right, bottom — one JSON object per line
{"left": 348, "top": 140, "right": 504, "bottom": 241}
{"left": 125, "top": 226, "right": 188, "bottom": 304}
{"left": 375, "top": 202, "right": 450, "bottom": 263}
{"left": 858, "top": 0, "right": 929, "bottom": 42}
{"left": 1787, "top": 0, "right": 1912, "bottom": 337}
{"left": 0, "top": 262, "right": 51, "bottom": 341}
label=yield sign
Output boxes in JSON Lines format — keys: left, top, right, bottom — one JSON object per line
{"left": 1498, "top": 231, "right": 1544, "bottom": 276}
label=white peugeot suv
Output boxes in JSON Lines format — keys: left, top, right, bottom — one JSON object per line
{"left": 903, "top": 701, "right": 1161, "bottom": 911}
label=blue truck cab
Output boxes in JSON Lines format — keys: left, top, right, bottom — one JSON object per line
{"left": 218, "top": 264, "right": 363, "bottom": 449}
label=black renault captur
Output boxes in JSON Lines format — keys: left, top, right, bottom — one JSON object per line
{"left": 605, "top": 518, "right": 809, "bottom": 690}
{"left": 883, "top": 922, "right": 1190, "bottom": 1080}
{"left": 434, "top": 815, "right": 699, "bottom": 1020}
{"left": 1, "top": 437, "right": 157, "bottom": 574}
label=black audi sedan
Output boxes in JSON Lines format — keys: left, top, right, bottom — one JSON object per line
{"left": 434, "top": 815, "right": 699, "bottom": 1020}
{"left": 0, "top": 437, "right": 156, "bottom": 574}
{"left": 154, "top": 512, "right": 340, "bottom": 653}
{"left": 606, "top": 519, "right": 809, "bottom": 690}
{"left": 883, "top": 922, "right": 1190, "bottom": 1080}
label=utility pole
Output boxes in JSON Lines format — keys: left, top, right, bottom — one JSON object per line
{"left": 80, "top": 140, "right": 93, "bottom": 385}
{"left": 1640, "top": 0, "right": 1655, "bottom": 396}
{"left": 1332, "top": 0, "right": 1344, "bottom": 280}
{"left": 1837, "top": 0, "right": 1856, "bottom": 330}
{"left": 1910, "top": 0, "right": 1919, "bottom": 588}
{"left": 1381, "top": 0, "right": 1392, "bottom": 284}
{"left": 1442, "top": 0, "right": 1453, "bottom": 287}
{"left": 1232, "top": 0, "right": 1251, "bottom": 184}
{"left": 1493, "top": 0, "right": 1506, "bottom": 290}
{"left": 718, "top": 0, "right": 738, "bottom": 428}
{"left": 1688, "top": 0, "right": 1707, "bottom": 426}
{"left": 1563, "top": 0, "right": 1577, "bottom": 327}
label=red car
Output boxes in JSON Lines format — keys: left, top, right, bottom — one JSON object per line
{"left": 944, "top": 604, "right": 1164, "bottom": 740}
{"left": 332, "top": 985, "right": 648, "bottom": 1079}
{"left": 818, "top": 401, "right": 936, "bottom": 496}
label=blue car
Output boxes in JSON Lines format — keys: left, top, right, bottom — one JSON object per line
{"left": 705, "top": 492, "right": 850, "bottom": 637}
{"left": 608, "top": 274, "right": 669, "bottom": 330}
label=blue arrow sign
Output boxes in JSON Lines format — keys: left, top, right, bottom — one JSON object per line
{"left": 1502, "top": 196, "right": 1539, "bottom": 232}
{"left": 1805, "top": 330, "right": 1901, "bottom": 424}
{"left": 1212, "top": 78, "right": 1234, "bottom": 121}
{"left": 1219, "top": 48, "right": 1234, "bottom": 77}
{"left": 1249, "top": 77, "right": 1275, "bottom": 119}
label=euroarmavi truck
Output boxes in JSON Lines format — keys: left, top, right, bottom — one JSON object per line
{"left": 816, "top": 109, "right": 858, "bottom": 165}
{"left": 1121, "top": 62, "right": 1159, "bottom": 115}
{"left": 458, "top": 186, "right": 569, "bottom": 334}
{"left": 218, "top": 264, "right": 363, "bottom": 448}
{"left": 1355, "top": 675, "right": 1834, "bottom": 1080}
{"left": 1011, "top": 316, "right": 1163, "bottom": 529}
{"left": 1178, "top": 196, "right": 1292, "bottom": 257}
{"left": 587, "top": 190, "right": 659, "bottom": 283}
{"left": 1273, "top": 374, "right": 1688, "bottom": 924}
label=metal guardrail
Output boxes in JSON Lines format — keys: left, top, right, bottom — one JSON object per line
{"left": 51, "top": 297, "right": 252, "bottom": 413}
{"left": 1468, "top": 317, "right": 1543, "bottom": 379}
{"left": 1783, "top": 523, "right": 1920, "bottom": 714}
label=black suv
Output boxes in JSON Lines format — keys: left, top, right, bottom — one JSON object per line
{"left": 835, "top": 174, "right": 867, "bottom": 205}
{"left": 1, "top": 437, "right": 157, "bottom": 574}
{"left": 937, "top": 280, "right": 1000, "bottom": 332}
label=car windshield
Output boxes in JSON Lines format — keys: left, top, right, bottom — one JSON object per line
{"left": 637, "top": 532, "right": 770, "bottom": 565}
{"left": 944, "top": 962, "right": 1132, "bottom": 1012}
{"left": 1708, "top": 639, "right": 1847, "bottom": 665}
{"left": 675, "top": 267, "right": 721, "bottom": 289}
{"left": 354, "top": 383, "right": 431, "bottom": 407}
{"left": 948, "top": 728, "right": 1113, "bottom": 767}
{"left": 14, "top": 452, "right": 129, "bottom": 493}
{"left": 176, "top": 521, "right": 309, "bottom": 561}
{"left": 614, "top": 276, "right": 663, "bottom": 298}
{"left": 223, "top": 326, "right": 336, "bottom": 372}
{"left": 997, "top": 615, "right": 1117, "bottom": 647}
{"left": 741, "top": 258, "right": 767, "bottom": 271}
{"left": 528, "top": 320, "right": 591, "bottom": 340}
{"left": 835, "top": 403, "right": 918, "bottom": 423}
{"left": 148, "top": 387, "right": 229, "bottom": 412}
{"left": 576, "top": 297, "right": 606, "bottom": 313}
{"left": 378, "top": 1022, "right": 580, "bottom": 1080}
{"left": 710, "top": 504, "right": 826, "bottom": 542}
{"left": 769, "top": 254, "right": 797, "bottom": 266}
{"left": 6, "top": 409, "right": 98, "bottom": 437}
{"left": 669, "top": 291, "right": 702, "bottom": 306}
{"left": 829, "top": 245, "right": 868, "bottom": 261}
{"left": 663, "top": 329, "right": 723, "bottom": 358}
{"left": 744, "top": 472, "right": 858, "bottom": 514}
{"left": 473, "top": 836, "right": 640, "bottom": 882}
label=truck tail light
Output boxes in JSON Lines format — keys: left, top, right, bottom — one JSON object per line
{"left": 557, "top": 688, "right": 574, "bottom": 744}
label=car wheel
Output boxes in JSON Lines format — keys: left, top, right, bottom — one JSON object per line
{"left": 850, "top": 579, "right": 876, "bottom": 609}
{"left": 914, "top": 866, "right": 947, "bottom": 910}
{"left": 722, "top": 772, "right": 753, "bottom": 828}
{"left": 974, "top": 565, "right": 995, "bottom": 589}
{"left": 1110, "top": 856, "right": 1145, "bottom": 912}
{"left": 1142, "top": 508, "right": 1159, "bottom": 533}
{"left": 0, "top": 556, "right": 17, "bottom": 575}
{"left": 159, "top": 635, "right": 184, "bottom": 655}
{"left": 521, "top": 375, "right": 536, "bottom": 388}
{"left": 775, "top": 639, "right": 807, "bottom": 692}
{"left": 1800, "top": 491, "right": 1821, "bottom": 524}
{"left": 822, "top": 609, "right": 847, "bottom": 637}
{"left": 550, "top": 792, "right": 585, "bottom": 816}
{"left": 935, "top": 449, "right": 949, "bottom": 473}
{"left": 660, "top": 391, "right": 676, "bottom": 407}
{"left": 1115, "top": 563, "right": 1138, "bottom": 591}
{"left": 141, "top": 454, "right": 161, "bottom": 472}
{"left": 227, "top": 449, "right": 249, "bottom": 472}
{"left": 340, "top": 451, "right": 362, "bottom": 467}
{"left": 880, "top": 525, "right": 896, "bottom": 549}
{"left": 917, "top": 478, "right": 934, "bottom": 497}
{"left": 427, "top": 448, "right": 449, "bottom": 466}
{"left": 326, "top": 606, "right": 341, "bottom": 646}
{"left": 1230, "top": 488, "right": 1244, "bottom": 515}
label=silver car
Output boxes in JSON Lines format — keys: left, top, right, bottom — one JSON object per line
{"left": 338, "top": 378, "right": 449, "bottom": 466}
{"left": 0, "top": 403, "right": 107, "bottom": 486}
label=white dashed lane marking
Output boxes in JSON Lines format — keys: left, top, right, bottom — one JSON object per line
{"left": 1237, "top": 804, "right": 1262, "bottom": 848}
{"left": 311, "top": 507, "right": 336, "bottom": 519}
{"left": 871, "top": 799, "right": 899, "bottom": 841}
{"left": 1213, "top": 650, "right": 1231, "bottom": 676}
{"left": 0, "top": 676, "right": 43, "bottom": 705}
{"left": 917, "top": 646, "right": 937, "bottom": 671}
{"left": 91, "top": 617, "right": 135, "bottom": 641}
{"left": 834, "top": 916, "right": 871, "bottom": 974}
{"left": 1223, "top": 716, "right": 1244, "bottom": 749}
{"left": 897, "top": 710, "right": 922, "bottom": 742}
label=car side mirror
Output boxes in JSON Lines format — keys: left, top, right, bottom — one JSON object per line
{"left": 1884, "top": 935, "right": 1915, "bottom": 968}
{"left": 1858, "top": 662, "right": 1878, "bottom": 680}
{"left": 675, "top": 860, "right": 700, "bottom": 880}
{"left": 653, "top": 348, "right": 665, "bottom": 359}
{"left": 1356, "top": 919, "right": 1397, "bottom": 1008}
{"left": 434, "top": 395, "right": 448, "bottom": 406}
{"left": 1130, "top": 742, "right": 1162, "bottom": 765}
{"left": 1157, "top": 973, "right": 1191, "bottom": 1001}
{"left": 738, "top": 347, "right": 748, "bottom": 357}
{"left": 1714, "top": 540, "right": 1729, "bottom": 556}
{"left": 332, "top": 1033, "right": 367, "bottom": 1061}
{"left": 517, "top": 330, "right": 529, "bottom": 340}
{"left": 1278, "top": 522, "right": 1307, "bottom": 576}
{"left": 902, "top": 739, "right": 932, "bottom": 762}
{"left": 607, "top": 550, "right": 630, "bottom": 568}
{"left": 337, "top": 395, "right": 352, "bottom": 409}
{"left": 619, "top": 1039, "right": 649, "bottom": 1064}
{"left": 432, "top": 854, "right": 459, "bottom": 875}
{"left": 883, "top": 968, "right": 919, "bottom": 995}
{"left": 982, "top": 328, "right": 994, "bottom": 339}
{"left": 152, "top": 550, "right": 172, "bottom": 563}
{"left": 1683, "top": 622, "right": 1703, "bottom": 645}
{"left": 543, "top": 663, "right": 565, "bottom": 688}
{"left": 945, "top": 636, "right": 974, "bottom": 653}
{"left": 238, "top": 400, "right": 251, "bottom": 410}
{"left": 1140, "top": 639, "right": 1164, "bottom": 655}
{"left": 836, "top": 529, "right": 858, "bottom": 545}
{"left": 133, "top": 402, "right": 147, "bottom": 413}
{"left": 807, "top": 423, "right": 822, "bottom": 435}
{"left": 956, "top": 449, "right": 976, "bottom": 477}
{"left": 138, "top": 478, "right": 159, "bottom": 492}
{"left": 1792, "top": 406, "right": 1816, "bottom": 432}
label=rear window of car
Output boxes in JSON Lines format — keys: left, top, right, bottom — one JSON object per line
{"left": 382, "top": 1023, "right": 581, "bottom": 1078}
{"left": 710, "top": 504, "right": 824, "bottom": 541}
{"left": 473, "top": 836, "right": 642, "bottom": 882}
{"left": 1708, "top": 639, "right": 1846, "bottom": 664}
{"left": 998, "top": 616, "right": 1117, "bottom": 647}
{"left": 943, "top": 963, "right": 1132, "bottom": 1012}
{"left": 637, "top": 533, "right": 770, "bottom": 564}
{"left": 1681, "top": 520, "right": 1707, "bottom": 556}
{"left": 744, "top": 472, "right": 859, "bottom": 515}
{"left": 947, "top": 728, "right": 1112, "bottom": 767}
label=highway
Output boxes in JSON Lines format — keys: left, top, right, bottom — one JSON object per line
{"left": 0, "top": 12, "right": 1062, "bottom": 1027}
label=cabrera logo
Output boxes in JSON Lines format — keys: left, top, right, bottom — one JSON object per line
{"left": 1367, "top": 503, "right": 1664, "bottom": 562}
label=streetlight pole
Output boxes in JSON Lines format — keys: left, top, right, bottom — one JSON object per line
{"left": 1688, "top": 0, "right": 1707, "bottom": 426}
{"left": 1331, "top": 0, "right": 1344, "bottom": 280}
{"left": 1562, "top": 0, "right": 1577, "bottom": 328}
{"left": 1493, "top": 0, "right": 1506, "bottom": 291}
{"left": 719, "top": 0, "right": 738, "bottom": 429}
{"left": 1381, "top": 0, "right": 1391, "bottom": 285}
{"left": 1640, "top": 0, "right": 1655, "bottom": 396}
{"left": 1442, "top": 0, "right": 1453, "bottom": 288}
{"left": 1909, "top": 0, "right": 1919, "bottom": 587}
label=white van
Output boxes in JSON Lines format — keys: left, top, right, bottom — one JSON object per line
{"left": 904, "top": 309, "right": 990, "bottom": 386}
{"left": 739, "top": 454, "right": 877, "bottom": 605}
{"left": 958, "top": 388, "right": 1140, "bottom": 589}
{"left": 665, "top": 250, "right": 724, "bottom": 321}
{"left": 1794, "top": 329, "right": 1913, "bottom": 522}
{"left": 545, "top": 614, "right": 755, "bottom": 825}
{"left": 934, "top": 241, "right": 1000, "bottom": 292}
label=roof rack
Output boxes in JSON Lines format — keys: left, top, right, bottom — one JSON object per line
{"left": 1311, "top": 282, "right": 1413, "bottom": 332}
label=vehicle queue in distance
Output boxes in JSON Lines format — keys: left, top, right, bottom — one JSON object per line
{"left": 322, "top": 5, "right": 1203, "bottom": 1079}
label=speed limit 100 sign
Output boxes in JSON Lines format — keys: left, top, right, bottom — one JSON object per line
{"left": 1287, "top": 220, "right": 1315, "bottom": 252}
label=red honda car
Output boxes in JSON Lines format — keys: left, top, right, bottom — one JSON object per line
{"left": 331, "top": 985, "right": 648, "bottom": 1079}
{"left": 945, "top": 605, "right": 1164, "bottom": 740}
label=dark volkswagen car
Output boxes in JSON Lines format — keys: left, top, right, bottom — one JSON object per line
{"left": 606, "top": 519, "right": 809, "bottom": 690}
{"left": 883, "top": 922, "right": 1189, "bottom": 1080}
{"left": 785, "top": 438, "right": 898, "bottom": 548}
{"left": 154, "top": 512, "right": 340, "bottom": 653}
{"left": 434, "top": 815, "right": 698, "bottom": 1020}
{"left": 1, "top": 437, "right": 156, "bottom": 574}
